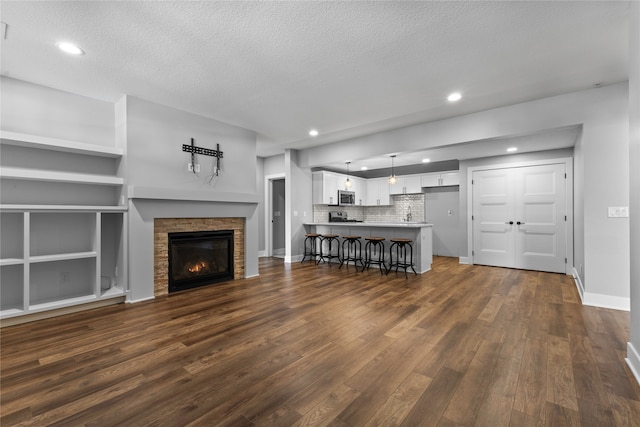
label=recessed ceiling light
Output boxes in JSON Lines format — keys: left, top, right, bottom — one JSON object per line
{"left": 507, "top": 147, "right": 518, "bottom": 152}
{"left": 56, "top": 41, "right": 85, "bottom": 55}
{"left": 447, "top": 92, "right": 462, "bottom": 102}
{"left": 422, "top": 158, "right": 431, "bottom": 163}
{"left": 360, "top": 166, "right": 368, "bottom": 171}
{"left": 309, "top": 129, "right": 319, "bottom": 137}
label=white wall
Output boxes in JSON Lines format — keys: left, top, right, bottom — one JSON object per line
{"left": 0, "top": 76, "right": 115, "bottom": 147}
{"left": 627, "top": 1, "right": 640, "bottom": 384}
{"left": 256, "top": 157, "right": 265, "bottom": 253}
{"left": 285, "top": 149, "right": 313, "bottom": 262}
{"left": 125, "top": 96, "right": 256, "bottom": 194}
{"left": 424, "top": 187, "right": 460, "bottom": 257}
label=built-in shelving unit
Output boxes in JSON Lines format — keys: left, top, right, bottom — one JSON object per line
{"left": 0, "top": 131, "right": 127, "bottom": 322}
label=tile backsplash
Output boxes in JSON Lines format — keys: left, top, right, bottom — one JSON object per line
{"left": 313, "top": 194, "right": 425, "bottom": 223}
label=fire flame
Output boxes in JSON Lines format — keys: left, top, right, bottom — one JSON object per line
{"left": 187, "top": 261, "right": 209, "bottom": 273}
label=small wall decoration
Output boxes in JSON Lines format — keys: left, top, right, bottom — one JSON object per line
{"left": 182, "top": 138, "right": 223, "bottom": 177}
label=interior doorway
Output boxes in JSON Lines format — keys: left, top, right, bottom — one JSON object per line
{"left": 265, "top": 173, "right": 286, "bottom": 258}
{"left": 271, "top": 179, "right": 286, "bottom": 258}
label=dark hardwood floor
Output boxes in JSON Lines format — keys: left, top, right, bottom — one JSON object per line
{"left": 2, "top": 257, "right": 639, "bottom": 426}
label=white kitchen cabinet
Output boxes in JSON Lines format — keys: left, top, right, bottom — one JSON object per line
{"left": 365, "top": 178, "right": 391, "bottom": 206}
{"left": 313, "top": 171, "right": 340, "bottom": 205}
{"left": 349, "top": 176, "right": 366, "bottom": 205}
{"left": 0, "top": 131, "right": 127, "bottom": 322}
{"left": 313, "top": 171, "right": 366, "bottom": 205}
{"left": 421, "top": 171, "right": 460, "bottom": 187}
{"left": 389, "top": 174, "right": 423, "bottom": 195}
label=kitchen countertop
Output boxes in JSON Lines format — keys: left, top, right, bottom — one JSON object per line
{"left": 305, "top": 222, "right": 432, "bottom": 228}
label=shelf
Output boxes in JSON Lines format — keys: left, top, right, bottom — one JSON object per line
{"left": 0, "top": 205, "right": 127, "bottom": 212}
{"left": 0, "top": 130, "right": 122, "bottom": 158}
{"left": 101, "top": 286, "right": 126, "bottom": 298}
{"left": 29, "top": 251, "right": 97, "bottom": 263}
{"left": 0, "top": 308, "right": 25, "bottom": 318}
{"left": 29, "top": 294, "right": 97, "bottom": 313}
{"left": 0, "top": 258, "right": 24, "bottom": 266}
{"left": 0, "top": 167, "right": 124, "bottom": 186}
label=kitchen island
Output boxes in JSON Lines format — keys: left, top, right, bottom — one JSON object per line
{"left": 303, "top": 222, "right": 433, "bottom": 273}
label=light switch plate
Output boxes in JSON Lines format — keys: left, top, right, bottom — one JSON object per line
{"left": 608, "top": 207, "right": 629, "bottom": 218}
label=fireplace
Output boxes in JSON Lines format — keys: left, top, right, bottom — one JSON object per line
{"left": 168, "top": 230, "right": 234, "bottom": 293}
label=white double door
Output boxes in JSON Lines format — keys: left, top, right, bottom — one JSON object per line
{"left": 472, "top": 163, "right": 567, "bottom": 273}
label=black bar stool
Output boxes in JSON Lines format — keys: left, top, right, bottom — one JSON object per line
{"left": 364, "top": 237, "right": 386, "bottom": 275}
{"left": 340, "top": 235, "right": 364, "bottom": 271}
{"left": 317, "top": 234, "right": 340, "bottom": 266}
{"left": 386, "top": 238, "right": 417, "bottom": 278}
{"left": 301, "top": 233, "right": 321, "bottom": 263}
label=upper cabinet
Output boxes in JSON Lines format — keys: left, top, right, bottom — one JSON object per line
{"left": 365, "top": 178, "right": 391, "bottom": 206}
{"left": 312, "top": 171, "right": 366, "bottom": 205}
{"left": 389, "top": 174, "right": 423, "bottom": 195}
{"left": 421, "top": 171, "right": 460, "bottom": 187}
{"left": 349, "top": 176, "right": 366, "bottom": 206}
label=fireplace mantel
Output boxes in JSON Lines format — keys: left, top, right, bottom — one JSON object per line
{"left": 128, "top": 186, "right": 258, "bottom": 204}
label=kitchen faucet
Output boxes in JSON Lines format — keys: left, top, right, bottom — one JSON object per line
{"left": 406, "top": 206, "right": 412, "bottom": 222}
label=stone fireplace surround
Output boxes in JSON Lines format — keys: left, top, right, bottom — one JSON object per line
{"left": 154, "top": 217, "right": 245, "bottom": 296}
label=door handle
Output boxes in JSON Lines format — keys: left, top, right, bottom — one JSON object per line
{"left": 517, "top": 221, "right": 525, "bottom": 225}
{"left": 506, "top": 221, "right": 514, "bottom": 225}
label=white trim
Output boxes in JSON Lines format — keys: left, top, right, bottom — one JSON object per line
{"left": 244, "top": 273, "right": 260, "bottom": 279}
{"left": 573, "top": 267, "right": 585, "bottom": 302}
{"left": 582, "top": 292, "right": 630, "bottom": 311}
{"left": 286, "top": 254, "right": 303, "bottom": 263}
{"left": 459, "top": 257, "right": 471, "bottom": 265}
{"left": 258, "top": 250, "right": 268, "bottom": 257}
{"left": 466, "top": 157, "right": 573, "bottom": 274}
{"left": 126, "top": 296, "right": 155, "bottom": 304}
{"left": 626, "top": 342, "right": 640, "bottom": 387}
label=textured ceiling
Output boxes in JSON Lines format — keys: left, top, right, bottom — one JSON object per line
{"left": 0, "top": 1, "right": 630, "bottom": 159}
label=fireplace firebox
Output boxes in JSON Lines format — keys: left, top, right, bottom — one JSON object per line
{"left": 168, "top": 230, "right": 234, "bottom": 293}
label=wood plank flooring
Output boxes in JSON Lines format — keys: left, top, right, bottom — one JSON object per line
{"left": 2, "top": 257, "right": 639, "bottom": 426}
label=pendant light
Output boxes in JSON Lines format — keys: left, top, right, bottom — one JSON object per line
{"left": 388, "top": 155, "right": 398, "bottom": 184}
{"left": 345, "top": 161, "right": 352, "bottom": 188}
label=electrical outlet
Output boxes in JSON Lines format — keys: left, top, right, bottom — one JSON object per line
{"left": 188, "top": 163, "right": 201, "bottom": 172}
{"left": 608, "top": 207, "right": 629, "bottom": 218}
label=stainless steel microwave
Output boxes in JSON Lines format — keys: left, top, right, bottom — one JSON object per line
{"left": 338, "top": 190, "right": 355, "bottom": 206}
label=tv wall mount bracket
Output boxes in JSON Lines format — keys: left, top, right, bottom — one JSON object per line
{"left": 182, "top": 138, "right": 223, "bottom": 175}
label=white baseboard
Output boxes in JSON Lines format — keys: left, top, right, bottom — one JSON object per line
{"left": 245, "top": 273, "right": 260, "bottom": 279}
{"left": 126, "top": 296, "right": 155, "bottom": 304}
{"left": 285, "top": 254, "right": 303, "bottom": 263}
{"left": 573, "top": 267, "right": 585, "bottom": 302}
{"left": 582, "top": 292, "right": 630, "bottom": 311}
{"left": 571, "top": 267, "right": 629, "bottom": 311}
{"left": 258, "top": 250, "right": 267, "bottom": 257}
{"left": 627, "top": 342, "right": 640, "bottom": 387}
{"left": 459, "top": 257, "right": 471, "bottom": 265}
